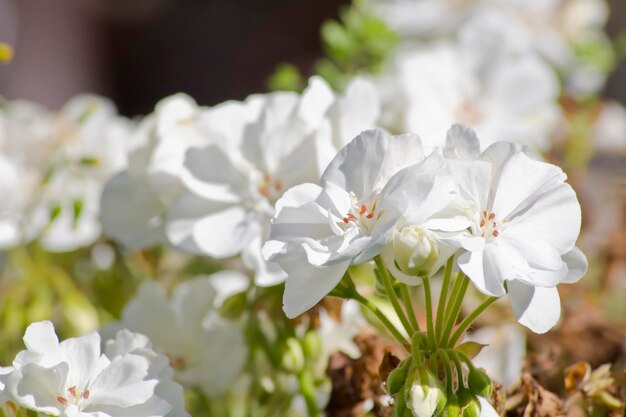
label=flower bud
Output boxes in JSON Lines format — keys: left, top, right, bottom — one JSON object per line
{"left": 467, "top": 368, "right": 492, "bottom": 398}
{"left": 406, "top": 367, "right": 447, "bottom": 417}
{"left": 219, "top": 291, "right": 247, "bottom": 318}
{"left": 301, "top": 330, "right": 322, "bottom": 360}
{"left": 281, "top": 337, "right": 305, "bottom": 373}
{"left": 443, "top": 392, "right": 460, "bottom": 417}
{"left": 388, "top": 357, "right": 413, "bottom": 395}
{"left": 458, "top": 389, "right": 480, "bottom": 417}
{"left": 392, "top": 226, "right": 440, "bottom": 276}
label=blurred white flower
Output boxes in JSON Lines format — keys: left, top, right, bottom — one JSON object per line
{"left": 104, "top": 329, "right": 190, "bottom": 417}
{"left": 109, "top": 272, "right": 248, "bottom": 397}
{"left": 263, "top": 129, "right": 424, "bottom": 318}
{"left": 100, "top": 93, "right": 211, "bottom": 249}
{"left": 444, "top": 125, "right": 587, "bottom": 333}
{"left": 4, "top": 321, "right": 174, "bottom": 417}
{"left": 0, "top": 95, "right": 131, "bottom": 252}
{"left": 380, "top": 25, "right": 560, "bottom": 151}
{"left": 466, "top": 324, "right": 526, "bottom": 388}
{"left": 592, "top": 101, "right": 626, "bottom": 154}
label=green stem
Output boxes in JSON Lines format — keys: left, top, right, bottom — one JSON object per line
{"left": 297, "top": 369, "right": 320, "bottom": 417}
{"left": 421, "top": 276, "right": 437, "bottom": 351}
{"left": 375, "top": 256, "right": 415, "bottom": 335}
{"left": 449, "top": 350, "right": 466, "bottom": 390}
{"left": 440, "top": 272, "right": 469, "bottom": 347}
{"left": 437, "top": 349, "right": 454, "bottom": 389}
{"left": 447, "top": 296, "right": 498, "bottom": 348}
{"left": 351, "top": 291, "right": 410, "bottom": 349}
{"left": 400, "top": 284, "right": 420, "bottom": 331}
{"left": 435, "top": 256, "right": 454, "bottom": 342}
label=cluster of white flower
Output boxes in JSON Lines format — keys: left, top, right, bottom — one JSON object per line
{"left": 0, "top": 95, "right": 130, "bottom": 252}
{"left": 264, "top": 125, "right": 586, "bottom": 333}
{"left": 0, "top": 321, "right": 187, "bottom": 417}
{"left": 370, "top": 0, "right": 613, "bottom": 97}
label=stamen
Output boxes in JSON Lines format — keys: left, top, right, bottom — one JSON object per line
{"left": 56, "top": 396, "right": 68, "bottom": 405}
{"left": 68, "top": 386, "right": 77, "bottom": 397}
{"left": 480, "top": 220, "right": 485, "bottom": 227}
{"left": 274, "top": 181, "right": 282, "bottom": 191}
{"left": 82, "top": 390, "right": 90, "bottom": 400}
{"left": 492, "top": 231, "right": 499, "bottom": 237}
{"left": 343, "top": 217, "right": 349, "bottom": 224}
{"left": 366, "top": 212, "right": 374, "bottom": 219}
{"left": 488, "top": 213, "right": 495, "bottom": 220}
{"left": 360, "top": 204, "right": 367, "bottom": 215}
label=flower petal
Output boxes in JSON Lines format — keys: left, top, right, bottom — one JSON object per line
{"left": 508, "top": 282, "right": 561, "bottom": 334}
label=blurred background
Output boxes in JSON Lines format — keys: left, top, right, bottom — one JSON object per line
{"left": 1, "top": 0, "right": 625, "bottom": 116}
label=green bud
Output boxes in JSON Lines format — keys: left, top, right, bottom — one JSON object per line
{"left": 458, "top": 389, "right": 480, "bottom": 417}
{"left": 468, "top": 368, "right": 492, "bottom": 398}
{"left": 301, "top": 330, "right": 322, "bottom": 360}
{"left": 392, "top": 226, "right": 440, "bottom": 276}
{"left": 406, "top": 367, "right": 447, "bottom": 417}
{"left": 219, "top": 291, "right": 247, "bottom": 319}
{"left": 388, "top": 357, "right": 413, "bottom": 395}
{"left": 443, "top": 392, "right": 460, "bottom": 417}
{"left": 281, "top": 337, "right": 305, "bottom": 373}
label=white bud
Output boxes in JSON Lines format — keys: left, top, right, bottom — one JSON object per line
{"left": 407, "top": 368, "right": 447, "bottom": 417}
{"left": 393, "top": 226, "right": 440, "bottom": 276}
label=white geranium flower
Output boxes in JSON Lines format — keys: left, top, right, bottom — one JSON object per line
{"left": 165, "top": 82, "right": 329, "bottom": 286}
{"left": 104, "top": 330, "right": 190, "bottom": 417}
{"left": 4, "top": 321, "right": 172, "bottom": 417}
{"left": 384, "top": 28, "right": 560, "bottom": 151}
{"left": 109, "top": 272, "right": 248, "bottom": 397}
{"left": 444, "top": 125, "right": 587, "bottom": 333}
{"left": 100, "top": 93, "right": 215, "bottom": 249}
{"left": 263, "top": 129, "right": 424, "bottom": 318}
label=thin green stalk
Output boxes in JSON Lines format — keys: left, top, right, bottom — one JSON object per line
{"left": 297, "top": 369, "right": 320, "bottom": 417}
{"left": 421, "top": 276, "right": 437, "bottom": 350}
{"left": 374, "top": 256, "right": 415, "bottom": 335}
{"left": 447, "top": 296, "right": 498, "bottom": 347}
{"left": 449, "top": 350, "right": 466, "bottom": 390}
{"left": 439, "top": 272, "right": 470, "bottom": 347}
{"left": 435, "top": 257, "right": 454, "bottom": 342}
{"left": 437, "top": 349, "right": 454, "bottom": 389}
{"left": 351, "top": 291, "right": 410, "bottom": 349}
{"left": 400, "top": 284, "right": 420, "bottom": 331}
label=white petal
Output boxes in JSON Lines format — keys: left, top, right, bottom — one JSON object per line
{"left": 282, "top": 259, "right": 351, "bottom": 318}
{"left": 508, "top": 282, "right": 561, "bottom": 334}
{"left": 191, "top": 205, "right": 258, "bottom": 258}
{"left": 490, "top": 152, "right": 567, "bottom": 220}
{"left": 166, "top": 193, "right": 231, "bottom": 253}
{"left": 59, "top": 332, "right": 102, "bottom": 390}
{"left": 23, "top": 321, "right": 59, "bottom": 356}
{"left": 561, "top": 246, "right": 587, "bottom": 283}
{"left": 444, "top": 124, "right": 481, "bottom": 160}
{"left": 8, "top": 362, "right": 68, "bottom": 414}
{"left": 88, "top": 355, "right": 157, "bottom": 408}
{"left": 457, "top": 249, "right": 506, "bottom": 297}
{"left": 478, "top": 396, "right": 500, "bottom": 417}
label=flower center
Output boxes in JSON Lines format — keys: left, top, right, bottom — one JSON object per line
{"left": 339, "top": 193, "right": 380, "bottom": 233}
{"left": 257, "top": 173, "right": 283, "bottom": 203}
{"left": 479, "top": 210, "right": 500, "bottom": 239}
{"left": 167, "top": 352, "right": 188, "bottom": 370}
{"left": 456, "top": 101, "right": 483, "bottom": 125}
{"left": 56, "top": 385, "right": 90, "bottom": 408}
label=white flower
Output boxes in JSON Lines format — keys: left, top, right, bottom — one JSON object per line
{"left": 465, "top": 325, "right": 526, "bottom": 388}
{"left": 104, "top": 330, "right": 190, "bottom": 417}
{"left": 263, "top": 129, "right": 424, "bottom": 318}
{"left": 4, "top": 321, "right": 172, "bottom": 417}
{"left": 108, "top": 272, "right": 248, "bottom": 397}
{"left": 100, "top": 93, "right": 212, "bottom": 249}
{"left": 444, "top": 125, "right": 587, "bottom": 333}
{"left": 383, "top": 26, "right": 560, "bottom": 151}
